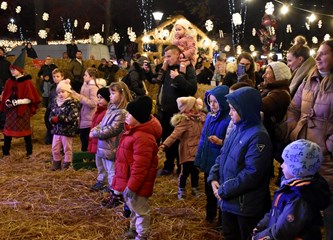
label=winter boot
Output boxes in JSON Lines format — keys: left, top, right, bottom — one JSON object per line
{"left": 51, "top": 160, "right": 61, "bottom": 171}
{"left": 62, "top": 161, "right": 71, "bottom": 170}
{"left": 191, "top": 187, "right": 201, "bottom": 198}
{"left": 90, "top": 181, "right": 106, "bottom": 191}
{"left": 177, "top": 188, "right": 186, "bottom": 200}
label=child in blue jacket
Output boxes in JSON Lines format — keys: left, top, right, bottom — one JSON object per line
{"left": 208, "top": 87, "right": 273, "bottom": 240}
{"left": 194, "top": 85, "right": 230, "bottom": 223}
{"left": 252, "top": 139, "right": 330, "bottom": 240}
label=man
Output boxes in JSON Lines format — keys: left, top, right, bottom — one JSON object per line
{"left": 68, "top": 50, "right": 85, "bottom": 93}
{"left": 157, "top": 45, "right": 197, "bottom": 175}
{"left": 38, "top": 56, "right": 57, "bottom": 107}
{"left": 66, "top": 40, "right": 78, "bottom": 60}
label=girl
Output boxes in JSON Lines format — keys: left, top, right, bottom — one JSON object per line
{"left": 153, "top": 18, "right": 197, "bottom": 82}
{"left": 89, "top": 82, "right": 132, "bottom": 208}
{"left": 194, "top": 85, "right": 230, "bottom": 223}
{"left": 72, "top": 67, "right": 99, "bottom": 151}
{"left": 0, "top": 51, "right": 40, "bottom": 159}
{"left": 160, "top": 96, "right": 205, "bottom": 200}
{"left": 49, "top": 79, "right": 80, "bottom": 170}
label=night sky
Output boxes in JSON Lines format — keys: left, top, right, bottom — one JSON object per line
{"left": 0, "top": 0, "right": 333, "bottom": 50}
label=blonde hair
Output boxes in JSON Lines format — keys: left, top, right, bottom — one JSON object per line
{"left": 109, "top": 82, "right": 133, "bottom": 109}
{"left": 169, "top": 18, "right": 197, "bottom": 40}
{"left": 52, "top": 68, "right": 64, "bottom": 77}
{"left": 85, "top": 67, "right": 98, "bottom": 87}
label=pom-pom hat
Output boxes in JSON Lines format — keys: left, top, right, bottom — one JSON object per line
{"left": 56, "top": 79, "right": 73, "bottom": 93}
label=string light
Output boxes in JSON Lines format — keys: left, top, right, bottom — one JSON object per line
{"left": 136, "top": 0, "right": 153, "bottom": 32}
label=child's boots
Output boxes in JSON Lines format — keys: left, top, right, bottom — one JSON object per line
{"left": 51, "top": 160, "right": 61, "bottom": 171}
{"left": 178, "top": 188, "right": 186, "bottom": 200}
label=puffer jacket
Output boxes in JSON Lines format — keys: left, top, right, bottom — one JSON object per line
{"left": 253, "top": 174, "right": 330, "bottom": 240}
{"left": 78, "top": 80, "right": 98, "bottom": 129}
{"left": 90, "top": 104, "right": 126, "bottom": 160}
{"left": 208, "top": 87, "right": 272, "bottom": 217}
{"left": 162, "top": 111, "right": 205, "bottom": 164}
{"left": 112, "top": 116, "right": 162, "bottom": 197}
{"left": 172, "top": 35, "right": 196, "bottom": 65}
{"left": 286, "top": 70, "right": 333, "bottom": 192}
{"left": 88, "top": 105, "right": 107, "bottom": 154}
{"left": 49, "top": 98, "right": 80, "bottom": 137}
{"left": 194, "top": 85, "right": 230, "bottom": 173}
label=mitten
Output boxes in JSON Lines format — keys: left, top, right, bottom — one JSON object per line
{"left": 51, "top": 116, "right": 59, "bottom": 124}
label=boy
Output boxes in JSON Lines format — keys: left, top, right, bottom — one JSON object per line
{"left": 44, "top": 68, "right": 65, "bottom": 145}
{"left": 208, "top": 87, "right": 272, "bottom": 240}
{"left": 252, "top": 139, "right": 330, "bottom": 240}
{"left": 112, "top": 96, "right": 162, "bottom": 240}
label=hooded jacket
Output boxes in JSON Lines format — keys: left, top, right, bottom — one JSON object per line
{"left": 253, "top": 174, "right": 330, "bottom": 240}
{"left": 194, "top": 85, "right": 231, "bottom": 173}
{"left": 208, "top": 87, "right": 272, "bottom": 217}
{"left": 112, "top": 115, "right": 162, "bottom": 197}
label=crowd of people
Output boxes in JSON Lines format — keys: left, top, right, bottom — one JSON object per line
{"left": 0, "top": 25, "right": 332, "bottom": 240}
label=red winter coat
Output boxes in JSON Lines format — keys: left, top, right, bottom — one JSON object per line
{"left": 88, "top": 105, "right": 107, "bottom": 153}
{"left": 112, "top": 115, "right": 162, "bottom": 197}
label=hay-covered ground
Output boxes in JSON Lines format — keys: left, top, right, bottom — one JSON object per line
{"left": 0, "top": 108, "right": 278, "bottom": 240}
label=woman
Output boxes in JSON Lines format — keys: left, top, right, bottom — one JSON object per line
{"left": 286, "top": 39, "right": 333, "bottom": 240}
{"left": 223, "top": 52, "right": 259, "bottom": 88}
{"left": 287, "top": 43, "right": 315, "bottom": 98}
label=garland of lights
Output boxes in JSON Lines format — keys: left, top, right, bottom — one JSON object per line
{"left": 228, "top": 0, "right": 248, "bottom": 46}
{"left": 137, "top": 0, "right": 153, "bottom": 32}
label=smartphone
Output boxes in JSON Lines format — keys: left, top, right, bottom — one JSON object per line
{"left": 237, "top": 64, "right": 246, "bottom": 76}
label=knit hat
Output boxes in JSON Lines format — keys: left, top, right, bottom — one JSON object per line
{"left": 97, "top": 87, "right": 110, "bottom": 102}
{"left": 56, "top": 79, "right": 73, "bottom": 93}
{"left": 175, "top": 18, "right": 191, "bottom": 30}
{"left": 126, "top": 96, "right": 152, "bottom": 123}
{"left": 10, "top": 49, "right": 25, "bottom": 73}
{"left": 177, "top": 96, "right": 197, "bottom": 113}
{"left": 268, "top": 61, "right": 291, "bottom": 81}
{"left": 282, "top": 139, "right": 323, "bottom": 178}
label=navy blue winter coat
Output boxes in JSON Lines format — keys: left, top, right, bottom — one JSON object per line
{"left": 208, "top": 87, "right": 272, "bottom": 217}
{"left": 194, "top": 85, "right": 230, "bottom": 173}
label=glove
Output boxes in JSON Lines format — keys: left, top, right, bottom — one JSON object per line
{"left": 51, "top": 116, "right": 59, "bottom": 124}
{"left": 123, "top": 187, "right": 136, "bottom": 200}
{"left": 5, "top": 99, "right": 18, "bottom": 108}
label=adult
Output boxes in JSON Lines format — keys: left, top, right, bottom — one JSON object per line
{"left": 68, "top": 50, "right": 85, "bottom": 93}
{"left": 0, "top": 47, "right": 11, "bottom": 130}
{"left": 285, "top": 39, "right": 333, "bottom": 240}
{"left": 213, "top": 53, "right": 227, "bottom": 85}
{"left": 24, "top": 42, "right": 38, "bottom": 59}
{"left": 196, "top": 60, "right": 213, "bottom": 85}
{"left": 0, "top": 47, "right": 11, "bottom": 93}
{"left": 287, "top": 43, "right": 316, "bottom": 98}
{"left": 38, "top": 56, "right": 58, "bottom": 107}
{"left": 157, "top": 44, "right": 197, "bottom": 175}
{"left": 66, "top": 40, "right": 78, "bottom": 59}
{"left": 98, "top": 59, "right": 120, "bottom": 84}
{"left": 223, "top": 52, "right": 259, "bottom": 88}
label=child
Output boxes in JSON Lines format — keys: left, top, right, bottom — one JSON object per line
{"left": 72, "top": 67, "right": 99, "bottom": 151}
{"left": 252, "top": 139, "right": 330, "bottom": 240}
{"left": 194, "top": 85, "right": 230, "bottom": 223}
{"left": 49, "top": 79, "right": 80, "bottom": 170}
{"left": 208, "top": 87, "right": 272, "bottom": 240}
{"left": 44, "top": 68, "right": 65, "bottom": 145}
{"left": 112, "top": 96, "right": 162, "bottom": 240}
{"left": 90, "top": 82, "right": 132, "bottom": 208}
{"left": 87, "top": 87, "right": 110, "bottom": 157}
{"left": 153, "top": 18, "right": 197, "bottom": 81}
{"left": 0, "top": 50, "right": 40, "bottom": 159}
{"left": 160, "top": 96, "right": 205, "bottom": 200}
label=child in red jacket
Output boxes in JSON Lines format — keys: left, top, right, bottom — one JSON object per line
{"left": 112, "top": 96, "right": 162, "bottom": 240}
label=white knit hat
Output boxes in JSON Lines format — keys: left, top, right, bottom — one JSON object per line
{"left": 174, "top": 18, "right": 191, "bottom": 30}
{"left": 282, "top": 139, "right": 323, "bottom": 178}
{"left": 268, "top": 61, "right": 291, "bottom": 81}
{"left": 56, "top": 79, "right": 73, "bottom": 93}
